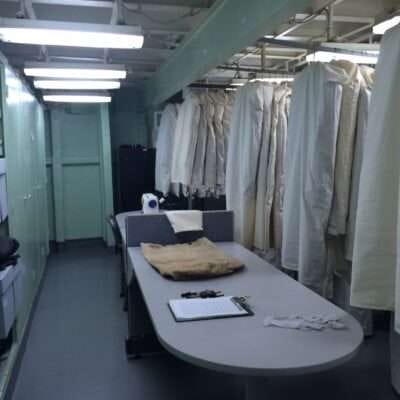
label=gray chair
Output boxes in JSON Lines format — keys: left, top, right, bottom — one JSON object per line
{"left": 107, "top": 215, "right": 125, "bottom": 298}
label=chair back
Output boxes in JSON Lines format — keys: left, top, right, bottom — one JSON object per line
{"left": 107, "top": 215, "right": 122, "bottom": 248}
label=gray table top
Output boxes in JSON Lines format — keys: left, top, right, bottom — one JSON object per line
{"left": 127, "top": 242, "right": 363, "bottom": 377}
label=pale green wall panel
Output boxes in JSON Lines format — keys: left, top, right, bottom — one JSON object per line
{"left": 0, "top": 53, "right": 49, "bottom": 398}
{"left": 99, "top": 104, "right": 115, "bottom": 246}
{"left": 46, "top": 166, "right": 56, "bottom": 241}
{"left": 63, "top": 165, "right": 102, "bottom": 240}
{"left": 49, "top": 104, "right": 114, "bottom": 242}
{"left": 60, "top": 106, "right": 100, "bottom": 160}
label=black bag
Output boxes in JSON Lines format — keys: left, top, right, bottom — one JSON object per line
{"left": 0, "top": 237, "right": 19, "bottom": 261}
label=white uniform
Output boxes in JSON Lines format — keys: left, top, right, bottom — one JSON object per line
{"left": 155, "top": 104, "right": 179, "bottom": 195}
{"left": 211, "top": 91, "right": 226, "bottom": 193}
{"left": 345, "top": 67, "right": 374, "bottom": 261}
{"left": 253, "top": 84, "right": 274, "bottom": 251}
{"left": 203, "top": 97, "right": 217, "bottom": 194}
{"left": 170, "top": 91, "right": 201, "bottom": 186}
{"left": 272, "top": 87, "right": 291, "bottom": 252}
{"left": 226, "top": 83, "right": 272, "bottom": 248}
{"left": 191, "top": 93, "right": 208, "bottom": 194}
{"left": 328, "top": 61, "right": 361, "bottom": 235}
{"left": 350, "top": 24, "right": 400, "bottom": 335}
{"left": 282, "top": 63, "right": 347, "bottom": 296}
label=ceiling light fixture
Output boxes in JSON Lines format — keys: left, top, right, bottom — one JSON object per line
{"left": 24, "top": 63, "right": 127, "bottom": 80}
{"left": 43, "top": 93, "right": 112, "bottom": 103}
{"left": 231, "top": 78, "right": 247, "bottom": 86}
{"left": 249, "top": 77, "right": 294, "bottom": 83}
{"left": 306, "top": 50, "right": 378, "bottom": 65}
{"left": 34, "top": 80, "right": 121, "bottom": 90}
{"left": 0, "top": 18, "right": 143, "bottom": 49}
{"left": 373, "top": 15, "right": 400, "bottom": 35}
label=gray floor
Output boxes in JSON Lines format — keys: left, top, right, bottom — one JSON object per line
{"left": 10, "top": 241, "right": 399, "bottom": 400}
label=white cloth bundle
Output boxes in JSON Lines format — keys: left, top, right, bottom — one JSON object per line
{"left": 263, "top": 314, "right": 346, "bottom": 331}
{"left": 165, "top": 210, "right": 203, "bottom": 233}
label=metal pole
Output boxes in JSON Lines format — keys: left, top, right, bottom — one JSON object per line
{"left": 326, "top": 5, "right": 334, "bottom": 41}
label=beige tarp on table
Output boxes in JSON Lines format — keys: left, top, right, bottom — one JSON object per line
{"left": 141, "top": 238, "right": 244, "bottom": 280}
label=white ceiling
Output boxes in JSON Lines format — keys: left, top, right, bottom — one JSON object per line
{"left": 0, "top": 0, "right": 216, "bottom": 85}
{"left": 0, "top": 0, "right": 399, "bottom": 89}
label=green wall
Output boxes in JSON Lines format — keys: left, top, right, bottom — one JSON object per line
{"left": 0, "top": 54, "right": 49, "bottom": 398}
{"left": 47, "top": 104, "right": 114, "bottom": 245}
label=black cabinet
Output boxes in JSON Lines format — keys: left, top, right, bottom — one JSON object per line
{"left": 116, "top": 145, "right": 156, "bottom": 212}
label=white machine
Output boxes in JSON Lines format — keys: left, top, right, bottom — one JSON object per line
{"left": 141, "top": 193, "right": 160, "bottom": 214}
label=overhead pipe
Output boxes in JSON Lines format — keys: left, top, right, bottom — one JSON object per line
{"left": 104, "top": 0, "right": 124, "bottom": 62}
{"left": 326, "top": 4, "right": 334, "bottom": 41}
{"left": 189, "top": 83, "right": 237, "bottom": 90}
{"left": 260, "top": 37, "right": 377, "bottom": 57}
{"left": 216, "top": 65, "right": 285, "bottom": 74}
{"left": 22, "top": 0, "right": 48, "bottom": 60}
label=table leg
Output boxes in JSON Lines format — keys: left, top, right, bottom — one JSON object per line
{"left": 125, "top": 263, "right": 164, "bottom": 358}
{"left": 245, "top": 377, "right": 270, "bottom": 400}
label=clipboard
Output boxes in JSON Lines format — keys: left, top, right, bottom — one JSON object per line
{"left": 168, "top": 296, "right": 253, "bottom": 322}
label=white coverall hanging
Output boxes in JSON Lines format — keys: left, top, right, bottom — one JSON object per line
{"left": 272, "top": 88, "right": 291, "bottom": 252}
{"left": 191, "top": 93, "right": 208, "bottom": 194}
{"left": 282, "top": 62, "right": 347, "bottom": 296}
{"left": 155, "top": 104, "right": 179, "bottom": 196}
{"left": 328, "top": 61, "right": 361, "bottom": 235}
{"left": 350, "top": 24, "right": 400, "bottom": 334}
{"left": 170, "top": 91, "right": 201, "bottom": 186}
{"left": 226, "top": 83, "right": 272, "bottom": 248}
{"left": 204, "top": 97, "right": 217, "bottom": 194}
{"left": 253, "top": 84, "right": 274, "bottom": 251}
{"left": 345, "top": 67, "right": 374, "bottom": 261}
{"left": 210, "top": 91, "right": 226, "bottom": 193}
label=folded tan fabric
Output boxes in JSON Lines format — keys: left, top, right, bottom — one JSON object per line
{"left": 141, "top": 237, "right": 244, "bottom": 280}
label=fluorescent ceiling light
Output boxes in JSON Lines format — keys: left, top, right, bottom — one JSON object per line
{"left": 24, "top": 62, "right": 127, "bottom": 80}
{"left": 225, "top": 88, "right": 237, "bottom": 91}
{"left": 34, "top": 80, "right": 120, "bottom": 90}
{"left": 250, "top": 77, "right": 294, "bottom": 83}
{"left": 43, "top": 93, "right": 111, "bottom": 103}
{"left": 373, "top": 16, "right": 400, "bottom": 35}
{"left": 231, "top": 78, "right": 247, "bottom": 86}
{"left": 306, "top": 50, "right": 378, "bottom": 64}
{"left": 0, "top": 18, "right": 143, "bottom": 49}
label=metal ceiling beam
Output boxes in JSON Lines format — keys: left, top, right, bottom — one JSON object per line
{"left": 233, "top": 53, "right": 303, "bottom": 60}
{"left": 295, "top": 13, "right": 375, "bottom": 24}
{"left": 0, "top": 0, "right": 211, "bottom": 11}
{"left": 216, "top": 65, "right": 284, "bottom": 73}
{"left": 144, "top": 0, "right": 316, "bottom": 106}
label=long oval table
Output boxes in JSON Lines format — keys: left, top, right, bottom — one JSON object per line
{"left": 127, "top": 241, "right": 363, "bottom": 399}
{"left": 118, "top": 211, "right": 363, "bottom": 399}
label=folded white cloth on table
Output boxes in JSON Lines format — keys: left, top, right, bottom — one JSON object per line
{"left": 165, "top": 210, "right": 203, "bottom": 233}
{"left": 263, "top": 314, "right": 347, "bottom": 331}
